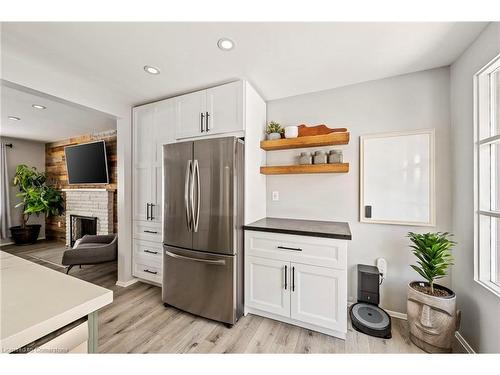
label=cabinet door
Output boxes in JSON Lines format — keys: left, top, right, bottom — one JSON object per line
{"left": 245, "top": 256, "right": 290, "bottom": 318}
{"left": 175, "top": 90, "right": 206, "bottom": 139}
{"left": 133, "top": 105, "right": 155, "bottom": 221}
{"left": 151, "top": 99, "right": 176, "bottom": 222}
{"left": 206, "top": 81, "right": 243, "bottom": 135}
{"left": 133, "top": 105, "right": 154, "bottom": 164}
{"left": 290, "top": 263, "right": 347, "bottom": 332}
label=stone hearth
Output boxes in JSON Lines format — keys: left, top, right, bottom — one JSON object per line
{"left": 62, "top": 189, "right": 114, "bottom": 246}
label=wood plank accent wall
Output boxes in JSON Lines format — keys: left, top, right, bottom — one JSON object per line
{"left": 45, "top": 130, "right": 117, "bottom": 242}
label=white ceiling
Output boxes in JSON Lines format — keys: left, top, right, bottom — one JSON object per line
{"left": 1, "top": 22, "right": 487, "bottom": 106}
{"left": 0, "top": 85, "right": 116, "bottom": 142}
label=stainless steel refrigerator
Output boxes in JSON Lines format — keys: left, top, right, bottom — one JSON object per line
{"left": 162, "top": 137, "right": 244, "bottom": 326}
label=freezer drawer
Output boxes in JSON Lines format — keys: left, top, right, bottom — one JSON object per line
{"left": 162, "top": 245, "right": 237, "bottom": 324}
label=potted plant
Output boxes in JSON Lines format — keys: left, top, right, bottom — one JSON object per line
{"left": 407, "top": 232, "right": 461, "bottom": 353}
{"left": 9, "top": 164, "right": 64, "bottom": 245}
{"left": 266, "top": 121, "right": 283, "bottom": 140}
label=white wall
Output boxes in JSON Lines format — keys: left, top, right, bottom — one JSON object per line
{"left": 0, "top": 136, "right": 46, "bottom": 245}
{"left": 450, "top": 22, "right": 500, "bottom": 353}
{"left": 1, "top": 27, "right": 134, "bottom": 284}
{"left": 266, "top": 67, "right": 452, "bottom": 314}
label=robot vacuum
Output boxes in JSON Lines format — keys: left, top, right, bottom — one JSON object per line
{"left": 350, "top": 302, "right": 391, "bottom": 339}
{"left": 350, "top": 264, "right": 392, "bottom": 339}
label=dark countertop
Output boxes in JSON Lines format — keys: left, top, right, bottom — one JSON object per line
{"left": 243, "top": 217, "right": 352, "bottom": 240}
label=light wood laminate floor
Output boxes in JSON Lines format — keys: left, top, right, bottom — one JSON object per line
{"left": 3, "top": 240, "right": 462, "bottom": 354}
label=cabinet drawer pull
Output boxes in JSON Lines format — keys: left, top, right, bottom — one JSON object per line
{"left": 143, "top": 230, "right": 159, "bottom": 234}
{"left": 284, "top": 265, "right": 288, "bottom": 290}
{"left": 277, "top": 245, "right": 302, "bottom": 251}
{"left": 292, "top": 266, "right": 295, "bottom": 292}
{"left": 144, "top": 249, "right": 159, "bottom": 255}
{"left": 143, "top": 269, "right": 158, "bottom": 275}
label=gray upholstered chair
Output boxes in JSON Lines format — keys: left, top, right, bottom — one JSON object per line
{"left": 62, "top": 234, "right": 117, "bottom": 273}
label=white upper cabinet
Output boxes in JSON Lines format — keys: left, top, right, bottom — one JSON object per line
{"left": 175, "top": 81, "right": 244, "bottom": 139}
{"left": 175, "top": 90, "right": 206, "bottom": 139}
{"left": 133, "top": 104, "right": 155, "bottom": 166}
{"left": 154, "top": 99, "right": 176, "bottom": 164}
{"left": 151, "top": 99, "right": 176, "bottom": 221}
{"left": 133, "top": 99, "right": 175, "bottom": 223}
{"left": 133, "top": 104, "right": 155, "bottom": 222}
{"left": 206, "top": 81, "right": 243, "bottom": 135}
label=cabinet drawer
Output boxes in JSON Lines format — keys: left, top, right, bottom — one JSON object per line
{"left": 133, "top": 261, "right": 162, "bottom": 284}
{"left": 245, "top": 230, "right": 347, "bottom": 270}
{"left": 133, "top": 239, "right": 162, "bottom": 266}
{"left": 133, "top": 221, "right": 162, "bottom": 241}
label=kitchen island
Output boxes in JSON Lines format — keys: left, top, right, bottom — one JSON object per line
{"left": 0, "top": 251, "right": 112, "bottom": 353}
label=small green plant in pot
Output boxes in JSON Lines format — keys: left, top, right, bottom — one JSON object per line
{"left": 266, "top": 121, "right": 283, "bottom": 140}
{"left": 9, "top": 164, "right": 64, "bottom": 245}
{"left": 406, "top": 232, "right": 460, "bottom": 353}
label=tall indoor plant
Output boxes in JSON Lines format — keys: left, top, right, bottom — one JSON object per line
{"left": 407, "top": 232, "right": 460, "bottom": 353}
{"left": 9, "top": 164, "right": 64, "bottom": 245}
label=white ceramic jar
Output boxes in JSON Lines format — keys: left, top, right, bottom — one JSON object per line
{"left": 284, "top": 126, "right": 299, "bottom": 139}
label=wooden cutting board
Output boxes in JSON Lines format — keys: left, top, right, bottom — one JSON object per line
{"left": 297, "top": 124, "right": 348, "bottom": 137}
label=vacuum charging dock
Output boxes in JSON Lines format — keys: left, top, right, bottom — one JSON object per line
{"left": 349, "top": 264, "right": 392, "bottom": 339}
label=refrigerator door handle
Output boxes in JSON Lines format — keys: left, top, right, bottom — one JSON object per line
{"left": 189, "top": 159, "right": 196, "bottom": 233}
{"left": 165, "top": 249, "right": 226, "bottom": 265}
{"left": 193, "top": 159, "right": 200, "bottom": 232}
{"left": 184, "top": 160, "right": 193, "bottom": 231}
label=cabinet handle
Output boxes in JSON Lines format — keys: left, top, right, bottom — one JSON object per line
{"left": 144, "top": 249, "right": 159, "bottom": 255}
{"left": 150, "top": 203, "right": 155, "bottom": 220}
{"left": 200, "top": 113, "right": 205, "bottom": 132}
{"left": 205, "top": 111, "right": 210, "bottom": 131}
{"left": 146, "top": 203, "right": 150, "bottom": 220}
{"left": 143, "top": 230, "right": 158, "bottom": 234}
{"left": 284, "top": 265, "right": 288, "bottom": 290}
{"left": 143, "top": 269, "right": 158, "bottom": 275}
{"left": 277, "top": 246, "right": 302, "bottom": 252}
{"left": 292, "top": 266, "right": 295, "bottom": 292}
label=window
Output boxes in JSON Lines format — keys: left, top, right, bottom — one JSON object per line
{"left": 474, "top": 53, "right": 500, "bottom": 297}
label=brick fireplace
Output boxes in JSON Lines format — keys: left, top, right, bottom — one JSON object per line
{"left": 63, "top": 189, "right": 114, "bottom": 247}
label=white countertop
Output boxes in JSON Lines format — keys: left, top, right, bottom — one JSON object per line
{"left": 0, "top": 251, "right": 113, "bottom": 353}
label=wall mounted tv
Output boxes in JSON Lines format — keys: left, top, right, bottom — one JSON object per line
{"left": 65, "top": 140, "right": 109, "bottom": 184}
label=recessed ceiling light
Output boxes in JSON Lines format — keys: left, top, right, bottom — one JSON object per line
{"left": 8, "top": 116, "right": 21, "bottom": 121}
{"left": 32, "top": 104, "right": 47, "bottom": 110}
{"left": 217, "top": 38, "right": 234, "bottom": 51}
{"left": 144, "top": 65, "right": 161, "bottom": 75}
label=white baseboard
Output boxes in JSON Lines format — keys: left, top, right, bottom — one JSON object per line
{"left": 116, "top": 278, "right": 139, "bottom": 288}
{"left": 455, "top": 332, "right": 475, "bottom": 354}
{"left": 384, "top": 309, "right": 407, "bottom": 320}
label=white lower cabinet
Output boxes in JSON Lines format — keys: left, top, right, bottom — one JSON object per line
{"left": 244, "top": 230, "right": 348, "bottom": 339}
{"left": 290, "top": 263, "right": 346, "bottom": 333}
{"left": 132, "top": 236, "right": 163, "bottom": 285}
{"left": 245, "top": 256, "right": 290, "bottom": 318}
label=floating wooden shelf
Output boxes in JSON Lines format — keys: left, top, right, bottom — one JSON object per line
{"left": 260, "top": 163, "right": 349, "bottom": 175}
{"left": 260, "top": 132, "right": 350, "bottom": 151}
